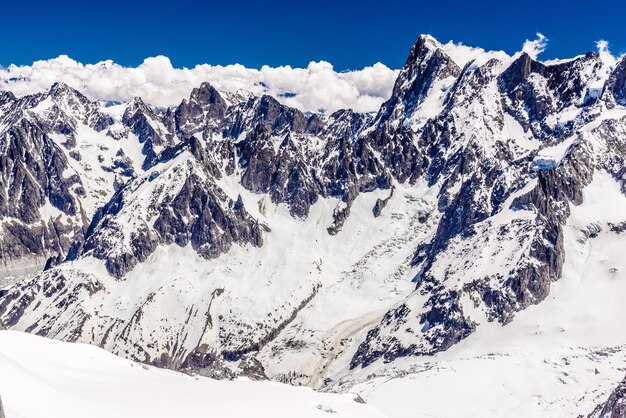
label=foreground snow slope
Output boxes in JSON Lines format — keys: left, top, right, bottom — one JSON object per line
{"left": 332, "top": 171, "right": 626, "bottom": 418}
{"left": 0, "top": 331, "right": 384, "bottom": 418}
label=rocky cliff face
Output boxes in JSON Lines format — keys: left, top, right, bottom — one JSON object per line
{"left": 349, "top": 40, "right": 625, "bottom": 368}
{"left": 1, "top": 35, "right": 626, "bottom": 384}
{"left": 589, "top": 375, "right": 626, "bottom": 418}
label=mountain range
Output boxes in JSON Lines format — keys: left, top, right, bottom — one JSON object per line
{"left": 1, "top": 34, "right": 626, "bottom": 417}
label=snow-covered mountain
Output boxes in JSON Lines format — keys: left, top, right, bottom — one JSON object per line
{"left": 0, "top": 330, "right": 383, "bottom": 418}
{"left": 1, "top": 34, "right": 626, "bottom": 417}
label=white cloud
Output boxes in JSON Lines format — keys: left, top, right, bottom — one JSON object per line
{"left": 596, "top": 39, "right": 618, "bottom": 67}
{"left": 0, "top": 56, "right": 399, "bottom": 114}
{"left": 442, "top": 41, "right": 510, "bottom": 68}
{"left": 521, "top": 33, "right": 548, "bottom": 59}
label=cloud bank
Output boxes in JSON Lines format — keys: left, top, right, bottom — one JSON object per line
{"left": 1, "top": 35, "right": 620, "bottom": 114}
{"left": 0, "top": 56, "right": 399, "bottom": 114}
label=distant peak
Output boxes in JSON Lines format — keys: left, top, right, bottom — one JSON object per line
{"left": 48, "top": 81, "right": 72, "bottom": 95}
{"left": 405, "top": 34, "right": 450, "bottom": 68}
{"left": 128, "top": 96, "right": 149, "bottom": 109}
{"left": 189, "top": 82, "right": 222, "bottom": 103}
{"left": 417, "top": 34, "right": 440, "bottom": 45}
{"left": 414, "top": 34, "right": 444, "bottom": 52}
{"left": 194, "top": 81, "right": 218, "bottom": 94}
{"left": 47, "top": 82, "right": 88, "bottom": 103}
{"left": 0, "top": 90, "right": 16, "bottom": 104}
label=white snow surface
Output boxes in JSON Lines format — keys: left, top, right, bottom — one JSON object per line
{"left": 0, "top": 330, "right": 384, "bottom": 418}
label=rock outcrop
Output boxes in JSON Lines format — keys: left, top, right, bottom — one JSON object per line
{"left": 589, "top": 376, "right": 626, "bottom": 418}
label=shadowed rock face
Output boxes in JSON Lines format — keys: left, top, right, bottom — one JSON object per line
{"left": 606, "top": 56, "right": 626, "bottom": 107}
{"left": 0, "top": 116, "right": 87, "bottom": 277}
{"left": 375, "top": 34, "right": 462, "bottom": 128}
{"left": 175, "top": 82, "right": 228, "bottom": 137}
{"left": 122, "top": 97, "right": 170, "bottom": 169}
{"left": 498, "top": 52, "right": 601, "bottom": 139}
{"left": 224, "top": 94, "right": 307, "bottom": 139}
{"left": 0, "top": 78, "right": 373, "bottom": 277}
{"left": 589, "top": 375, "right": 626, "bottom": 418}
{"left": 82, "top": 143, "right": 263, "bottom": 279}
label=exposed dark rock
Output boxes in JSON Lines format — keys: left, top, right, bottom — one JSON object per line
{"left": 2, "top": 34, "right": 626, "bottom": 381}
{"left": 498, "top": 52, "right": 601, "bottom": 139}
{"left": 328, "top": 201, "right": 352, "bottom": 235}
{"left": 589, "top": 375, "right": 626, "bottom": 418}
{"left": 221, "top": 284, "right": 319, "bottom": 361}
{"left": 82, "top": 139, "right": 263, "bottom": 279}
{"left": 0, "top": 117, "right": 87, "bottom": 276}
{"left": 605, "top": 56, "right": 626, "bottom": 107}
{"left": 224, "top": 94, "right": 307, "bottom": 138}
{"left": 375, "top": 35, "right": 461, "bottom": 128}
{"left": 238, "top": 356, "right": 268, "bottom": 381}
{"left": 175, "top": 82, "right": 227, "bottom": 137}
{"left": 609, "top": 221, "right": 626, "bottom": 234}
{"left": 373, "top": 187, "right": 394, "bottom": 217}
{"left": 122, "top": 97, "right": 169, "bottom": 169}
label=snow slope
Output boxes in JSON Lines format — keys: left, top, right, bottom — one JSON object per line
{"left": 333, "top": 170, "right": 626, "bottom": 418}
{"left": 0, "top": 330, "right": 384, "bottom": 418}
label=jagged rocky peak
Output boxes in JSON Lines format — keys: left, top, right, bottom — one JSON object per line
{"left": 123, "top": 96, "right": 153, "bottom": 117}
{"left": 175, "top": 82, "right": 227, "bottom": 137}
{"left": 374, "top": 34, "right": 461, "bottom": 127}
{"left": 0, "top": 116, "right": 87, "bottom": 278}
{"left": 306, "top": 108, "right": 372, "bottom": 142}
{"left": 3, "top": 33, "right": 626, "bottom": 395}
{"left": 123, "top": 97, "right": 171, "bottom": 168}
{"left": 47, "top": 81, "right": 83, "bottom": 100}
{"left": 225, "top": 93, "right": 307, "bottom": 138}
{"left": 498, "top": 52, "right": 544, "bottom": 86}
{"left": 0, "top": 90, "right": 16, "bottom": 106}
{"left": 123, "top": 96, "right": 163, "bottom": 138}
{"left": 46, "top": 82, "right": 92, "bottom": 116}
{"left": 498, "top": 51, "right": 602, "bottom": 138}
{"left": 41, "top": 81, "right": 114, "bottom": 133}
{"left": 222, "top": 89, "right": 254, "bottom": 106}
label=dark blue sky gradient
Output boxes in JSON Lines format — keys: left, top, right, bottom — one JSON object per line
{"left": 2, "top": 0, "right": 626, "bottom": 69}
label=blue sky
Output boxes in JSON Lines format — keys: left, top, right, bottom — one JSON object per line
{"left": 2, "top": 0, "right": 626, "bottom": 69}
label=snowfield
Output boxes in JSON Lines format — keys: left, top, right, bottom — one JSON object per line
{"left": 0, "top": 330, "right": 384, "bottom": 418}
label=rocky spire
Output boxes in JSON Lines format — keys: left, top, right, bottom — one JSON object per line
{"left": 175, "top": 82, "right": 227, "bottom": 137}
{"left": 373, "top": 34, "right": 461, "bottom": 128}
